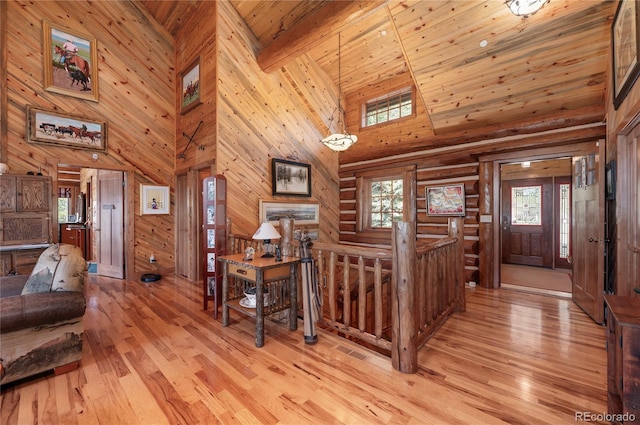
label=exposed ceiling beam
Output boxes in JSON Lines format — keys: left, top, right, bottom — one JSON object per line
{"left": 257, "top": 0, "right": 388, "bottom": 73}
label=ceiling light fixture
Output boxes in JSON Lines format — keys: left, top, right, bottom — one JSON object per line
{"left": 322, "top": 32, "right": 357, "bottom": 152}
{"left": 505, "top": 0, "right": 549, "bottom": 17}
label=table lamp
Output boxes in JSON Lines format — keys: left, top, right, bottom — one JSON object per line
{"left": 252, "top": 222, "right": 281, "bottom": 258}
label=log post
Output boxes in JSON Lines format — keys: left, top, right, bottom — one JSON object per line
{"left": 448, "top": 217, "right": 466, "bottom": 313}
{"left": 279, "top": 218, "right": 294, "bottom": 256}
{"left": 391, "top": 221, "right": 417, "bottom": 373}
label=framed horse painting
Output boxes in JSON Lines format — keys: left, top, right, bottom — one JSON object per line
{"left": 26, "top": 105, "right": 107, "bottom": 152}
{"left": 42, "top": 21, "right": 99, "bottom": 102}
{"left": 180, "top": 56, "right": 202, "bottom": 114}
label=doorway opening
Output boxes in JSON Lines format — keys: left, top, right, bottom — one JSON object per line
{"left": 499, "top": 158, "right": 573, "bottom": 295}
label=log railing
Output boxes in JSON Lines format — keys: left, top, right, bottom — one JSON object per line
{"left": 226, "top": 217, "right": 465, "bottom": 374}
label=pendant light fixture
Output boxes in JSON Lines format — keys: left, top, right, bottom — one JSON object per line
{"left": 322, "top": 32, "right": 357, "bottom": 152}
{"left": 505, "top": 0, "right": 549, "bottom": 17}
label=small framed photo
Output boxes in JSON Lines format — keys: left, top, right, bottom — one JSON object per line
{"left": 26, "top": 105, "right": 106, "bottom": 151}
{"left": 180, "top": 56, "right": 202, "bottom": 114}
{"left": 612, "top": 0, "right": 640, "bottom": 109}
{"left": 42, "top": 21, "right": 99, "bottom": 102}
{"left": 426, "top": 184, "right": 466, "bottom": 216}
{"left": 259, "top": 200, "right": 319, "bottom": 226}
{"left": 272, "top": 158, "right": 312, "bottom": 197}
{"left": 606, "top": 160, "right": 616, "bottom": 200}
{"left": 140, "top": 185, "right": 170, "bottom": 215}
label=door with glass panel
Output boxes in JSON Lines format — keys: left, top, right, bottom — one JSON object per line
{"left": 501, "top": 178, "right": 553, "bottom": 268}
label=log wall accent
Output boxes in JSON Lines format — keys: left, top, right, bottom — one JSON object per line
{"left": 339, "top": 123, "right": 606, "bottom": 284}
{"left": 3, "top": 1, "right": 175, "bottom": 274}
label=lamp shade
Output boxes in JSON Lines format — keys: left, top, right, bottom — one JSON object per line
{"left": 322, "top": 133, "right": 358, "bottom": 152}
{"left": 506, "top": 0, "right": 549, "bottom": 16}
{"left": 252, "top": 222, "right": 281, "bottom": 241}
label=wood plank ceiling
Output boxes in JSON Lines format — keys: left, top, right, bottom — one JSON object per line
{"left": 140, "top": 0, "right": 616, "bottom": 136}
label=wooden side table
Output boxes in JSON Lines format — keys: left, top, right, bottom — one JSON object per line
{"left": 219, "top": 253, "right": 300, "bottom": 347}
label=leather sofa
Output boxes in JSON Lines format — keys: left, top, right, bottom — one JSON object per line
{"left": 0, "top": 244, "right": 86, "bottom": 385}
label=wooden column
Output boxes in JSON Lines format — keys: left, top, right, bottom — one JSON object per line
{"left": 478, "top": 161, "right": 496, "bottom": 288}
{"left": 391, "top": 221, "right": 417, "bottom": 373}
{"left": 449, "top": 217, "right": 466, "bottom": 312}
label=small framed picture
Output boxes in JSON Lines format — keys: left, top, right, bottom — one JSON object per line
{"left": 426, "top": 184, "right": 466, "bottom": 216}
{"left": 140, "top": 185, "right": 170, "bottom": 215}
{"left": 612, "top": 0, "right": 640, "bottom": 109}
{"left": 42, "top": 21, "right": 99, "bottom": 102}
{"left": 180, "top": 56, "right": 202, "bottom": 114}
{"left": 606, "top": 160, "right": 616, "bottom": 200}
{"left": 272, "top": 158, "right": 311, "bottom": 197}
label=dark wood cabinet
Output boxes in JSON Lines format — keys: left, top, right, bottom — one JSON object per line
{"left": 605, "top": 295, "right": 640, "bottom": 424}
{"left": 0, "top": 174, "right": 52, "bottom": 246}
{"left": 60, "top": 224, "right": 86, "bottom": 258}
{"left": 202, "top": 175, "right": 227, "bottom": 317}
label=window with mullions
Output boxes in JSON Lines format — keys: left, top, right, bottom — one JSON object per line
{"left": 370, "top": 179, "right": 403, "bottom": 228}
{"left": 355, "top": 165, "right": 416, "bottom": 242}
{"left": 511, "top": 185, "right": 541, "bottom": 225}
{"left": 363, "top": 87, "right": 413, "bottom": 127}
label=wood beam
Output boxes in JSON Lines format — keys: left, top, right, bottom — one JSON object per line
{"left": 257, "top": 0, "right": 388, "bottom": 73}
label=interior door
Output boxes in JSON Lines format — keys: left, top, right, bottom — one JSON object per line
{"left": 501, "top": 178, "right": 553, "bottom": 268}
{"left": 571, "top": 143, "right": 604, "bottom": 323}
{"left": 96, "top": 170, "right": 124, "bottom": 279}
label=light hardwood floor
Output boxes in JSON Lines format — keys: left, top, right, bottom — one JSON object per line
{"left": 0, "top": 274, "right": 608, "bottom": 424}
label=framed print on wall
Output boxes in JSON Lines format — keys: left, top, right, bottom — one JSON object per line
{"left": 42, "top": 21, "right": 99, "bottom": 102}
{"left": 272, "top": 158, "right": 312, "bottom": 197}
{"left": 26, "top": 105, "right": 107, "bottom": 151}
{"left": 259, "top": 200, "right": 319, "bottom": 226}
{"left": 426, "top": 184, "right": 466, "bottom": 216}
{"left": 180, "top": 56, "right": 202, "bottom": 114}
{"left": 140, "top": 185, "right": 170, "bottom": 215}
{"left": 612, "top": 0, "right": 640, "bottom": 110}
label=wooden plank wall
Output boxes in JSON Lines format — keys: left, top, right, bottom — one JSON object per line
{"left": 3, "top": 0, "right": 175, "bottom": 274}
{"left": 213, "top": 1, "right": 341, "bottom": 240}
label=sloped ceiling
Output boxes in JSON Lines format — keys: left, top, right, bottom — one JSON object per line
{"left": 140, "top": 0, "right": 616, "bottom": 136}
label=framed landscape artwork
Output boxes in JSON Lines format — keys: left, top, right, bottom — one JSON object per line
{"left": 426, "top": 184, "right": 466, "bottom": 216}
{"left": 42, "top": 21, "right": 99, "bottom": 102}
{"left": 259, "top": 200, "right": 319, "bottom": 226}
{"left": 26, "top": 105, "right": 106, "bottom": 151}
{"left": 180, "top": 56, "right": 202, "bottom": 114}
{"left": 272, "top": 158, "right": 311, "bottom": 197}
{"left": 612, "top": 0, "right": 640, "bottom": 109}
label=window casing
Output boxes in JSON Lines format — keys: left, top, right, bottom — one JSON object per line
{"left": 356, "top": 165, "right": 416, "bottom": 242}
{"left": 362, "top": 86, "right": 414, "bottom": 128}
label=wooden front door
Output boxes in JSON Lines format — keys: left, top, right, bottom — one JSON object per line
{"left": 501, "top": 178, "right": 553, "bottom": 268}
{"left": 571, "top": 144, "right": 604, "bottom": 324}
{"left": 96, "top": 170, "right": 124, "bottom": 279}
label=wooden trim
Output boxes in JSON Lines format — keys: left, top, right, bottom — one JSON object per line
{"left": 0, "top": 1, "right": 6, "bottom": 162}
{"left": 479, "top": 141, "right": 600, "bottom": 289}
{"left": 51, "top": 159, "right": 135, "bottom": 282}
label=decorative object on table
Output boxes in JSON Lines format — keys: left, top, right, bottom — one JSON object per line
{"left": 259, "top": 200, "right": 320, "bottom": 226}
{"left": 426, "top": 184, "right": 466, "bottom": 216}
{"left": 321, "top": 32, "right": 357, "bottom": 152}
{"left": 242, "top": 286, "right": 268, "bottom": 308}
{"left": 275, "top": 245, "right": 282, "bottom": 262}
{"left": 139, "top": 184, "right": 170, "bottom": 215}
{"left": 252, "top": 222, "right": 281, "bottom": 258}
{"left": 26, "top": 105, "right": 107, "bottom": 152}
{"left": 201, "top": 175, "right": 227, "bottom": 315}
{"left": 612, "top": 0, "right": 640, "bottom": 110}
{"left": 180, "top": 56, "right": 202, "bottom": 114}
{"left": 42, "top": 21, "right": 99, "bottom": 102}
{"left": 244, "top": 247, "right": 255, "bottom": 261}
{"left": 296, "top": 229, "right": 320, "bottom": 344}
{"left": 271, "top": 158, "right": 311, "bottom": 197}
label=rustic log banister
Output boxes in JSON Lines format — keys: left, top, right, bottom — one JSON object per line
{"left": 226, "top": 217, "right": 465, "bottom": 374}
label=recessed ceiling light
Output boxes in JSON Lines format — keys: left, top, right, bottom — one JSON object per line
{"left": 480, "top": 40, "right": 488, "bottom": 48}
{"left": 380, "top": 30, "right": 387, "bottom": 36}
